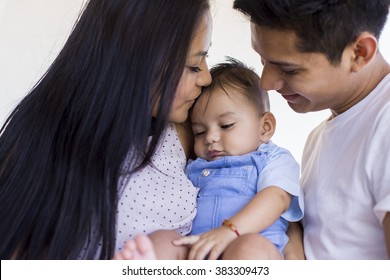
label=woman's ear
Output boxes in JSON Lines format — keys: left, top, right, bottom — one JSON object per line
{"left": 260, "top": 112, "right": 276, "bottom": 143}
{"left": 350, "top": 32, "right": 378, "bottom": 72}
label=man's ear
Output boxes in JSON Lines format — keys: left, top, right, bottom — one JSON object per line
{"left": 350, "top": 32, "right": 378, "bottom": 72}
{"left": 260, "top": 112, "right": 276, "bottom": 143}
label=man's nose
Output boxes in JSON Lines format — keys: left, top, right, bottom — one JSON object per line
{"left": 260, "top": 63, "right": 285, "bottom": 91}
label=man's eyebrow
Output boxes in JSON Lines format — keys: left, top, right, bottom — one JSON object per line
{"left": 268, "top": 60, "right": 301, "bottom": 67}
{"left": 251, "top": 42, "right": 300, "bottom": 67}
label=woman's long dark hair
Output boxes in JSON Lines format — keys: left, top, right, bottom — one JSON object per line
{"left": 0, "top": 0, "right": 209, "bottom": 259}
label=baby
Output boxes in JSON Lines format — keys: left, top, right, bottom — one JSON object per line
{"left": 173, "top": 58, "right": 304, "bottom": 259}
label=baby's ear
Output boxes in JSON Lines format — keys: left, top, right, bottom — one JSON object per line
{"left": 260, "top": 112, "right": 276, "bottom": 142}
{"left": 350, "top": 32, "right": 378, "bottom": 72}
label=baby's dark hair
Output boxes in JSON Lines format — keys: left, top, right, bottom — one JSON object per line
{"left": 202, "top": 57, "right": 270, "bottom": 113}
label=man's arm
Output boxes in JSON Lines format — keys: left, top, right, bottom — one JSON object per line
{"left": 383, "top": 212, "right": 390, "bottom": 258}
{"left": 283, "top": 222, "right": 305, "bottom": 260}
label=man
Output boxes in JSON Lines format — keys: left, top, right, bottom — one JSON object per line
{"left": 233, "top": 0, "right": 390, "bottom": 259}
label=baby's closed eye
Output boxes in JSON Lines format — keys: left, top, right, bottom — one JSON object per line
{"left": 220, "top": 123, "right": 235, "bottom": 129}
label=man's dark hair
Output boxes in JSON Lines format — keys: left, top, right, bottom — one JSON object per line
{"left": 234, "top": 0, "right": 390, "bottom": 64}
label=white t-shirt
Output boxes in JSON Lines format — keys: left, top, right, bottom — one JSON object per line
{"left": 301, "top": 74, "right": 390, "bottom": 259}
{"left": 114, "top": 123, "right": 198, "bottom": 253}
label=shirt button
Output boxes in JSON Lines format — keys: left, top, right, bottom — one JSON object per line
{"left": 202, "top": 169, "right": 210, "bottom": 177}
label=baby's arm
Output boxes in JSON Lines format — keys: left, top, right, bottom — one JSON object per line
{"left": 226, "top": 186, "right": 291, "bottom": 234}
{"left": 174, "top": 186, "right": 291, "bottom": 260}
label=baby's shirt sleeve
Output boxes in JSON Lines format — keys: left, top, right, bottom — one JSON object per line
{"left": 255, "top": 142, "right": 304, "bottom": 222}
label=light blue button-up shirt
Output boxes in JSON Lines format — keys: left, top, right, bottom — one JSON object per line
{"left": 187, "top": 141, "right": 304, "bottom": 251}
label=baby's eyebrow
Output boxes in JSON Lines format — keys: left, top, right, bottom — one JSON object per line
{"left": 218, "top": 111, "right": 236, "bottom": 118}
{"left": 191, "top": 111, "right": 237, "bottom": 127}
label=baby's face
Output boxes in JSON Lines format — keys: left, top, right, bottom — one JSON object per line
{"left": 191, "top": 88, "right": 265, "bottom": 161}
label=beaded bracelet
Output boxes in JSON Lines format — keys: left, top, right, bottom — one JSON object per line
{"left": 222, "top": 219, "right": 240, "bottom": 237}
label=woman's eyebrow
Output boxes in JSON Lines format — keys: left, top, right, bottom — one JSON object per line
{"left": 191, "top": 50, "right": 209, "bottom": 58}
{"left": 191, "top": 42, "right": 212, "bottom": 58}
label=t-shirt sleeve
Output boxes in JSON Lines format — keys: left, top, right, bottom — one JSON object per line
{"left": 366, "top": 104, "right": 390, "bottom": 223}
{"left": 255, "top": 143, "right": 304, "bottom": 222}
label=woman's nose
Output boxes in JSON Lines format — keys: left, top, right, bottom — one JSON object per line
{"left": 198, "top": 60, "right": 212, "bottom": 87}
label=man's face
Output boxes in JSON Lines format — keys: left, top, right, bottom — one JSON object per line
{"left": 251, "top": 24, "right": 358, "bottom": 115}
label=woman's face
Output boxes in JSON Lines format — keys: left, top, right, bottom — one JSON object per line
{"left": 168, "top": 10, "right": 213, "bottom": 123}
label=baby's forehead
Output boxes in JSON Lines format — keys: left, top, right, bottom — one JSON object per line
{"left": 201, "top": 85, "right": 244, "bottom": 100}
{"left": 201, "top": 86, "right": 256, "bottom": 106}
{"left": 191, "top": 86, "right": 261, "bottom": 116}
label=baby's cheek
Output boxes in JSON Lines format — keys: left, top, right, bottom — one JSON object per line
{"left": 194, "top": 142, "right": 204, "bottom": 158}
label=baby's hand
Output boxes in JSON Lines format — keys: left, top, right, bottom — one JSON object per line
{"left": 172, "top": 235, "right": 201, "bottom": 246}
{"left": 173, "top": 227, "right": 237, "bottom": 260}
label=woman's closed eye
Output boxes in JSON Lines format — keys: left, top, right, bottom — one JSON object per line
{"left": 187, "top": 66, "right": 202, "bottom": 73}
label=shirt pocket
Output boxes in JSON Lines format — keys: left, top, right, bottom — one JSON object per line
{"left": 197, "top": 165, "right": 256, "bottom": 196}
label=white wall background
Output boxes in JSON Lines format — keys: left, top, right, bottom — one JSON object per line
{"left": 1, "top": 0, "right": 390, "bottom": 163}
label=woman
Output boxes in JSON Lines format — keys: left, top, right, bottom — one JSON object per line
{"left": 0, "top": 0, "right": 212, "bottom": 259}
